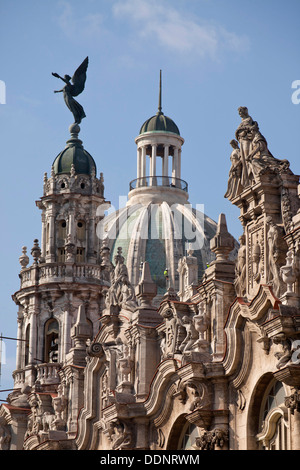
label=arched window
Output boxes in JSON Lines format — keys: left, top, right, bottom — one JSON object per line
{"left": 178, "top": 423, "right": 199, "bottom": 450}
{"left": 58, "top": 219, "right": 67, "bottom": 239}
{"left": 76, "top": 220, "right": 86, "bottom": 241}
{"left": 256, "top": 380, "right": 289, "bottom": 450}
{"left": 44, "top": 318, "right": 59, "bottom": 363}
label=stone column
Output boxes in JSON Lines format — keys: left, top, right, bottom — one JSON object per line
{"left": 63, "top": 308, "right": 71, "bottom": 360}
{"left": 291, "top": 409, "right": 300, "bottom": 450}
{"left": 177, "top": 148, "right": 181, "bottom": 180}
{"left": 87, "top": 216, "right": 96, "bottom": 264}
{"left": 137, "top": 147, "right": 141, "bottom": 180}
{"left": 41, "top": 213, "right": 46, "bottom": 259}
{"left": 173, "top": 147, "right": 179, "bottom": 186}
{"left": 28, "top": 311, "right": 36, "bottom": 365}
{"left": 68, "top": 212, "right": 75, "bottom": 241}
{"left": 16, "top": 318, "right": 23, "bottom": 370}
{"left": 163, "top": 145, "right": 169, "bottom": 185}
{"left": 141, "top": 146, "right": 146, "bottom": 184}
{"left": 150, "top": 144, "right": 157, "bottom": 186}
{"left": 47, "top": 213, "right": 56, "bottom": 262}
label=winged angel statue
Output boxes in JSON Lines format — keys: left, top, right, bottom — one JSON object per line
{"left": 52, "top": 57, "right": 89, "bottom": 124}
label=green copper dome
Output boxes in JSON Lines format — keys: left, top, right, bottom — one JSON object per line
{"left": 52, "top": 126, "right": 96, "bottom": 176}
{"left": 139, "top": 111, "right": 180, "bottom": 136}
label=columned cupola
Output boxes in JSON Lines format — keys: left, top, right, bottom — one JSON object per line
{"left": 102, "top": 72, "right": 218, "bottom": 296}
{"left": 129, "top": 71, "right": 187, "bottom": 206}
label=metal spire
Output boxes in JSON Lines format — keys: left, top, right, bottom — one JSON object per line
{"left": 158, "top": 69, "right": 162, "bottom": 114}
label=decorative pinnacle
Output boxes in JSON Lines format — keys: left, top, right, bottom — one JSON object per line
{"left": 157, "top": 69, "right": 162, "bottom": 115}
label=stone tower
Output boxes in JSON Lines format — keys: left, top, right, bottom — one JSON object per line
{"left": 7, "top": 123, "right": 110, "bottom": 446}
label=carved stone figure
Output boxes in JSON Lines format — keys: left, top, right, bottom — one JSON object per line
{"left": 235, "top": 106, "right": 258, "bottom": 187}
{"left": 52, "top": 57, "right": 88, "bottom": 124}
{"left": 179, "top": 316, "right": 200, "bottom": 352}
{"left": 195, "top": 427, "right": 228, "bottom": 450}
{"left": 105, "top": 247, "right": 137, "bottom": 313}
{"left": 280, "top": 250, "right": 297, "bottom": 294}
{"left": 234, "top": 235, "right": 247, "bottom": 297}
{"left": 108, "top": 419, "right": 133, "bottom": 450}
{"left": 266, "top": 217, "right": 285, "bottom": 297}
{"left": 273, "top": 333, "right": 292, "bottom": 369}
{"left": 246, "top": 128, "right": 291, "bottom": 184}
{"left": 0, "top": 417, "right": 11, "bottom": 450}
{"left": 224, "top": 139, "right": 243, "bottom": 200}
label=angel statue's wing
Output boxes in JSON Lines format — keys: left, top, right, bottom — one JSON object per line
{"left": 70, "top": 56, "right": 89, "bottom": 97}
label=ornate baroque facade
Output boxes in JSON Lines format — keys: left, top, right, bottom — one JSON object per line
{"left": 1, "top": 94, "right": 300, "bottom": 451}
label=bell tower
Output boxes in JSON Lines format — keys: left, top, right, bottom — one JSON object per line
{"left": 12, "top": 122, "right": 110, "bottom": 389}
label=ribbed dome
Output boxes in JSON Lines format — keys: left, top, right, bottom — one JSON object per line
{"left": 101, "top": 202, "right": 217, "bottom": 296}
{"left": 139, "top": 111, "right": 180, "bottom": 136}
{"left": 53, "top": 143, "right": 96, "bottom": 176}
{"left": 52, "top": 124, "right": 96, "bottom": 176}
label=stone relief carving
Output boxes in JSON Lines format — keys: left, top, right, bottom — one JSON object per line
{"left": 178, "top": 379, "right": 210, "bottom": 412}
{"left": 108, "top": 419, "right": 133, "bottom": 450}
{"left": 285, "top": 390, "right": 300, "bottom": 414}
{"left": 273, "top": 333, "right": 293, "bottom": 369}
{"left": 195, "top": 427, "right": 229, "bottom": 450}
{"left": 248, "top": 222, "right": 265, "bottom": 293}
{"left": 117, "top": 343, "right": 134, "bottom": 385}
{"left": 234, "top": 234, "right": 247, "bottom": 297}
{"left": 104, "top": 247, "right": 137, "bottom": 314}
{"left": 0, "top": 416, "right": 11, "bottom": 450}
{"left": 280, "top": 250, "right": 297, "bottom": 296}
{"left": 266, "top": 217, "right": 286, "bottom": 297}
{"left": 25, "top": 388, "right": 68, "bottom": 442}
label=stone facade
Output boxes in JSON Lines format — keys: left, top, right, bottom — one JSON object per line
{"left": 1, "top": 103, "right": 300, "bottom": 451}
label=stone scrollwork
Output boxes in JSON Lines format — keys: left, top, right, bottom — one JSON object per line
{"left": 178, "top": 379, "right": 210, "bottom": 412}
{"left": 87, "top": 341, "right": 104, "bottom": 357}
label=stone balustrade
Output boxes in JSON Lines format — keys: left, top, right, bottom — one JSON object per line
{"left": 36, "top": 363, "right": 61, "bottom": 385}
{"left": 12, "top": 363, "right": 61, "bottom": 389}
{"left": 19, "top": 262, "right": 103, "bottom": 288}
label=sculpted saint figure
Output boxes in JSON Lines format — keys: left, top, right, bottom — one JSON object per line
{"left": 246, "top": 127, "right": 291, "bottom": 182}
{"left": 52, "top": 57, "right": 88, "bottom": 124}
{"left": 224, "top": 139, "right": 242, "bottom": 200}
{"left": 105, "top": 248, "right": 137, "bottom": 313}
{"left": 235, "top": 106, "right": 258, "bottom": 187}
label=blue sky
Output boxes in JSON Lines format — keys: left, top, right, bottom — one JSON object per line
{"left": 0, "top": 0, "right": 299, "bottom": 396}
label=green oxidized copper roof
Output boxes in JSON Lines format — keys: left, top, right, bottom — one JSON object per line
{"left": 53, "top": 137, "right": 96, "bottom": 176}
{"left": 139, "top": 111, "right": 180, "bottom": 136}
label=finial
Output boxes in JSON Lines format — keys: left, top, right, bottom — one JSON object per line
{"left": 158, "top": 69, "right": 162, "bottom": 115}
{"left": 19, "top": 246, "right": 29, "bottom": 270}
